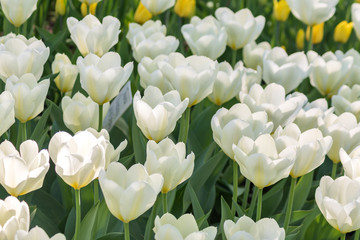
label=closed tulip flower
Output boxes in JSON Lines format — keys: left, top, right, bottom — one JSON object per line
{"left": 62, "top": 92, "right": 109, "bottom": 133}
{"left": 77, "top": 52, "right": 133, "bottom": 105}
{"left": 140, "top": 0, "right": 175, "bottom": 15}
{"left": 208, "top": 61, "right": 243, "bottom": 106}
{"left": 174, "top": 0, "right": 195, "bottom": 18}
{"left": 332, "top": 84, "right": 360, "bottom": 121}
{"left": 286, "top": 0, "right": 339, "bottom": 25}
{"left": 211, "top": 103, "right": 273, "bottom": 160}
{"left": 158, "top": 52, "right": 217, "bottom": 107}
{"left": 215, "top": 8, "right": 265, "bottom": 50}
{"left": 306, "top": 22, "right": 324, "bottom": 44}
{"left": 352, "top": 3, "right": 360, "bottom": 40}
{"left": 133, "top": 86, "right": 188, "bottom": 142}
{"left": 263, "top": 47, "right": 310, "bottom": 93}
{"left": 316, "top": 176, "right": 360, "bottom": 234}
{"left": 335, "top": 49, "right": 360, "bottom": 87}
{"left": 273, "top": 0, "right": 290, "bottom": 22}
{"left": 235, "top": 61, "right": 262, "bottom": 94}
{"left": 243, "top": 41, "right": 272, "bottom": 70}
{"left": 232, "top": 134, "right": 295, "bottom": 189}
{"left": 334, "top": 21, "right": 353, "bottom": 43}
{"left": 224, "top": 215, "right": 285, "bottom": 240}
{"left": 6, "top": 74, "right": 49, "bottom": 123}
{"left": 240, "top": 83, "right": 307, "bottom": 129}
{"left": 145, "top": 138, "right": 194, "bottom": 193}
{"left": 99, "top": 162, "right": 163, "bottom": 223}
{"left": 0, "top": 196, "right": 29, "bottom": 240}
{"left": 0, "top": 91, "right": 15, "bottom": 137}
{"left": 48, "top": 130, "right": 107, "bottom": 189}
{"left": 0, "top": 34, "right": 50, "bottom": 82}
{"left": 0, "top": 140, "right": 49, "bottom": 197}
{"left": 55, "top": 0, "right": 66, "bottom": 16}
{"left": 52, "top": 53, "right": 78, "bottom": 93}
{"left": 127, "top": 20, "right": 179, "bottom": 62}
{"left": 296, "top": 29, "right": 305, "bottom": 50}
{"left": 340, "top": 147, "right": 360, "bottom": 179}
{"left": 15, "top": 226, "right": 65, "bottom": 240}
{"left": 134, "top": 2, "right": 152, "bottom": 24}
{"left": 181, "top": 16, "right": 227, "bottom": 60}
{"left": 153, "top": 213, "right": 217, "bottom": 240}
{"left": 0, "top": 0, "right": 37, "bottom": 27}
{"left": 67, "top": 14, "right": 120, "bottom": 57}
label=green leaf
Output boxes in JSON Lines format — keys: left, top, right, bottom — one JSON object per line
{"left": 293, "top": 172, "right": 314, "bottom": 210}
{"left": 96, "top": 233, "right": 123, "bottom": 240}
{"left": 30, "top": 103, "right": 52, "bottom": 143}
{"left": 144, "top": 196, "right": 161, "bottom": 240}
{"left": 79, "top": 203, "right": 100, "bottom": 240}
{"left": 187, "top": 183, "right": 208, "bottom": 228}
{"left": 219, "top": 197, "right": 232, "bottom": 240}
{"left": 131, "top": 114, "right": 146, "bottom": 164}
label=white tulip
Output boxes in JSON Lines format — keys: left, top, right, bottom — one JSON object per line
{"left": 340, "top": 147, "right": 360, "bottom": 180}
{"left": 0, "top": 34, "right": 49, "bottom": 82}
{"left": 99, "top": 162, "right": 163, "bottom": 223}
{"left": 145, "top": 138, "right": 194, "bottom": 193}
{"left": 140, "top": 0, "right": 175, "bottom": 15}
{"left": 0, "top": 91, "right": 15, "bottom": 137}
{"left": 235, "top": 61, "right": 262, "bottom": 94}
{"left": 67, "top": 14, "right": 120, "bottom": 57}
{"left": 6, "top": 74, "right": 49, "bottom": 123}
{"left": 263, "top": 47, "right": 310, "bottom": 93}
{"left": 52, "top": 53, "right": 78, "bottom": 93}
{"left": 77, "top": 52, "right": 133, "bottom": 105}
{"left": 0, "top": 0, "right": 37, "bottom": 27}
{"left": 215, "top": 8, "right": 265, "bottom": 50}
{"left": 133, "top": 86, "right": 188, "bottom": 142}
{"left": 335, "top": 49, "right": 360, "bottom": 87}
{"left": 181, "top": 15, "right": 227, "bottom": 60}
{"left": 15, "top": 226, "right": 65, "bottom": 240}
{"left": 352, "top": 3, "right": 360, "bottom": 40}
{"left": 286, "top": 0, "right": 339, "bottom": 25}
{"left": 243, "top": 41, "right": 271, "bottom": 70}
{"left": 332, "top": 84, "right": 360, "bottom": 121}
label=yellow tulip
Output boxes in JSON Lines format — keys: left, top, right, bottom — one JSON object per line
{"left": 81, "top": 2, "right": 98, "bottom": 17}
{"left": 356, "top": 0, "right": 360, "bottom": 3}
{"left": 174, "top": 0, "right": 196, "bottom": 18}
{"left": 306, "top": 22, "right": 324, "bottom": 44}
{"left": 90, "top": 2, "right": 98, "bottom": 15}
{"left": 296, "top": 28, "right": 305, "bottom": 50}
{"left": 334, "top": 21, "right": 353, "bottom": 43}
{"left": 273, "top": 0, "right": 290, "bottom": 22}
{"left": 134, "top": 2, "right": 152, "bottom": 24}
{"left": 55, "top": 0, "right": 66, "bottom": 16}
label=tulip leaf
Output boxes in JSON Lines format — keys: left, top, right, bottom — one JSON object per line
{"left": 30, "top": 102, "right": 52, "bottom": 144}
{"left": 131, "top": 114, "right": 147, "bottom": 164}
{"left": 144, "top": 196, "right": 161, "bottom": 240}
{"left": 96, "top": 232, "right": 124, "bottom": 240}
{"left": 293, "top": 172, "right": 314, "bottom": 211}
{"left": 79, "top": 202, "right": 100, "bottom": 240}
{"left": 232, "top": 199, "right": 245, "bottom": 217}
{"left": 219, "top": 197, "right": 232, "bottom": 240}
{"left": 187, "top": 183, "right": 209, "bottom": 228}
{"left": 46, "top": 99, "right": 71, "bottom": 134}
{"left": 30, "top": 207, "right": 62, "bottom": 237}
{"left": 262, "top": 178, "right": 287, "bottom": 217}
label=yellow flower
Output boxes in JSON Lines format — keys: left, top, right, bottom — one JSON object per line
{"left": 334, "top": 21, "right": 353, "bottom": 43}
{"left": 55, "top": 0, "right": 66, "bottom": 16}
{"left": 306, "top": 22, "right": 324, "bottom": 44}
{"left": 296, "top": 28, "right": 305, "bottom": 50}
{"left": 273, "top": 0, "right": 290, "bottom": 22}
{"left": 134, "top": 2, "right": 152, "bottom": 24}
{"left": 81, "top": 2, "right": 98, "bottom": 17}
{"left": 90, "top": 2, "right": 98, "bottom": 15}
{"left": 174, "top": 0, "right": 196, "bottom": 18}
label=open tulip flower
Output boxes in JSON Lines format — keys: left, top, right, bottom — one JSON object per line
{"left": 335, "top": 49, "right": 360, "bottom": 87}
{"left": 153, "top": 213, "right": 217, "bottom": 240}
{"left": 0, "top": 196, "right": 30, "bottom": 240}
{"left": 0, "top": 140, "right": 49, "bottom": 197}
{"left": 99, "top": 162, "right": 164, "bottom": 223}
{"left": 316, "top": 176, "right": 360, "bottom": 234}
{"left": 67, "top": 14, "right": 120, "bottom": 57}
{"left": 332, "top": 84, "right": 360, "bottom": 121}
{"left": 243, "top": 41, "right": 272, "bottom": 70}
{"left": 224, "top": 215, "right": 285, "bottom": 240}
{"left": 15, "top": 226, "right": 65, "bottom": 240}
{"left": 352, "top": 3, "right": 360, "bottom": 40}
{"left": 140, "top": 0, "right": 175, "bottom": 15}
{"left": 286, "top": 0, "right": 339, "bottom": 26}
{"left": 0, "top": 34, "right": 50, "bottom": 82}
{"left": 340, "top": 146, "right": 360, "bottom": 179}
{"left": 0, "top": 0, "right": 38, "bottom": 27}
{"left": 77, "top": 52, "right": 133, "bottom": 105}
{"left": 0, "top": 91, "right": 15, "bottom": 137}
{"left": 144, "top": 138, "right": 195, "bottom": 193}
{"left": 215, "top": 8, "right": 265, "bottom": 50}
{"left": 51, "top": 53, "right": 79, "bottom": 94}
{"left": 235, "top": 61, "right": 262, "bottom": 94}
{"left": 181, "top": 15, "right": 227, "bottom": 60}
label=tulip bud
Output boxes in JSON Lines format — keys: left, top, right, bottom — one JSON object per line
{"left": 273, "top": 0, "right": 290, "bottom": 22}
{"left": 80, "top": 2, "right": 88, "bottom": 16}
{"left": 0, "top": 0, "right": 37, "bottom": 27}
{"left": 334, "top": 21, "right": 353, "bottom": 43}
{"left": 296, "top": 29, "right": 305, "bottom": 50}
{"left": 90, "top": 2, "right": 98, "bottom": 15}
{"left": 56, "top": 0, "right": 66, "bottom": 16}
{"left": 306, "top": 22, "right": 324, "bottom": 44}
{"left": 134, "top": 2, "right": 152, "bottom": 24}
{"left": 52, "top": 53, "right": 78, "bottom": 93}
{"left": 174, "top": 0, "right": 196, "bottom": 18}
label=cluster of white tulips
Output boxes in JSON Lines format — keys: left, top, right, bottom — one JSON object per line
{"left": 0, "top": 0, "right": 360, "bottom": 239}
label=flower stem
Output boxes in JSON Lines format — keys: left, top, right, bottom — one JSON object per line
{"left": 231, "top": 160, "right": 239, "bottom": 218}
{"left": 242, "top": 179, "right": 250, "bottom": 209}
{"left": 256, "top": 188, "right": 263, "bottom": 221}
{"left": 307, "top": 25, "right": 313, "bottom": 51}
{"left": 162, "top": 192, "right": 168, "bottom": 213}
{"left": 16, "top": 122, "right": 27, "bottom": 149}
{"left": 98, "top": 104, "right": 103, "bottom": 132}
{"left": 94, "top": 179, "right": 99, "bottom": 204}
{"left": 284, "top": 177, "right": 297, "bottom": 232}
{"left": 249, "top": 187, "right": 258, "bottom": 218}
{"left": 124, "top": 222, "right": 130, "bottom": 240}
{"left": 231, "top": 50, "right": 237, "bottom": 68}
{"left": 275, "top": 21, "right": 280, "bottom": 46}
{"left": 355, "top": 230, "right": 360, "bottom": 240}
{"left": 178, "top": 107, "right": 191, "bottom": 143}
{"left": 341, "top": 233, "right": 346, "bottom": 240}
{"left": 74, "top": 189, "right": 81, "bottom": 240}
{"left": 331, "top": 163, "right": 338, "bottom": 179}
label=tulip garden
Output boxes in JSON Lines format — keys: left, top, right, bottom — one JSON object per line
{"left": 1, "top": 0, "right": 360, "bottom": 239}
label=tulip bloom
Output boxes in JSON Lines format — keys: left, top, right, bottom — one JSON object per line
{"left": 334, "top": 49, "right": 360, "bottom": 87}
{"left": 243, "top": 41, "right": 272, "bottom": 70}
{"left": 15, "top": 226, "right": 66, "bottom": 240}
{"left": 52, "top": 53, "right": 78, "bottom": 93}
{"left": 0, "top": 0, "right": 37, "bottom": 27}
{"left": 296, "top": 29, "right": 305, "bottom": 50}
{"left": 332, "top": 84, "right": 360, "bottom": 121}
{"left": 0, "top": 91, "right": 15, "bottom": 137}
{"left": 273, "top": 0, "right": 290, "bottom": 22}
{"left": 340, "top": 147, "right": 360, "bottom": 179}
{"left": 334, "top": 21, "right": 353, "bottom": 43}
{"left": 306, "top": 22, "right": 324, "bottom": 44}
{"left": 174, "top": 0, "right": 195, "bottom": 18}
{"left": 55, "top": 0, "right": 66, "bottom": 16}
{"left": 352, "top": 3, "right": 360, "bottom": 40}
{"left": 134, "top": 2, "right": 152, "bottom": 24}
{"left": 140, "top": 0, "right": 175, "bottom": 15}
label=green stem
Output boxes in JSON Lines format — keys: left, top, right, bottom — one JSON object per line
{"left": 256, "top": 188, "right": 263, "bottom": 221}
{"left": 355, "top": 230, "right": 360, "bottom": 240}
{"left": 341, "top": 233, "right": 346, "bottom": 240}
{"left": 231, "top": 50, "right": 237, "bottom": 67}
{"left": 178, "top": 107, "right": 191, "bottom": 143}
{"left": 284, "top": 177, "right": 297, "bottom": 232}
{"left": 124, "top": 222, "right": 130, "bottom": 240}
{"left": 94, "top": 179, "right": 99, "bottom": 204}
{"left": 98, "top": 104, "right": 103, "bottom": 132}
{"left": 248, "top": 187, "right": 258, "bottom": 218}
{"left": 331, "top": 163, "right": 338, "bottom": 179}
{"left": 74, "top": 189, "right": 81, "bottom": 240}
{"left": 307, "top": 25, "right": 313, "bottom": 52}
{"left": 16, "top": 122, "right": 27, "bottom": 149}
{"left": 240, "top": 0, "right": 245, "bottom": 9}
{"left": 231, "top": 160, "right": 239, "bottom": 218}
{"left": 242, "top": 179, "right": 250, "bottom": 209}
{"left": 275, "top": 21, "right": 280, "bottom": 46}
{"left": 162, "top": 192, "right": 168, "bottom": 213}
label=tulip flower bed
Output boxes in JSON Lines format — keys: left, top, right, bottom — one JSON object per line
{"left": 1, "top": 0, "right": 360, "bottom": 239}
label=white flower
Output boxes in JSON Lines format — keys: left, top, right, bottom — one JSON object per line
{"left": 332, "top": 84, "right": 360, "bottom": 121}
{"left": 0, "top": 0, "right": 37, "bottom": 27}
{"left": 335, "top": 49, "right": 360, "bottom": 87}
{"left": 140, "top": 0, "right": 175, "bottom": 15}
{"left": 243, "top": 41, "right": 271, "bottom": 70}
{"left": 52, "top": 53, "right": 78, "bottom": 93}
{"left": 340, "top": 147, "right": 360, "bottom": 180}
{"left": 235, "top": 61, "right": 262, "bottom": 94}
{"left": 15, "top": 226, "right": 65, "bottom": 240}
{"left": 352, "top": 3, "right": 360, "bottom": 40}
{"left": 0, "top": 91, "right": 15, "bottom": 137}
